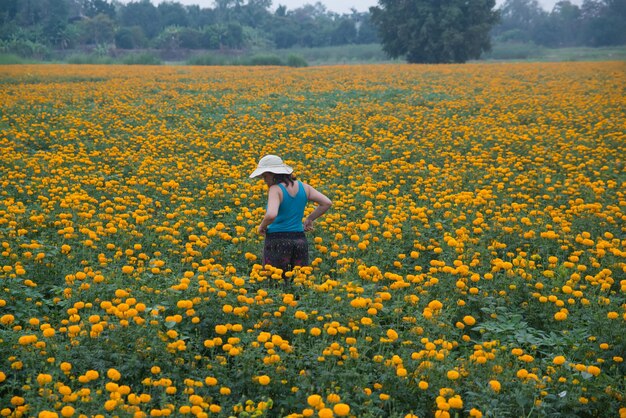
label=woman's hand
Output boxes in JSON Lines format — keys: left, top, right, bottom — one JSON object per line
{"left": 304, "top": 219, "right": 314, "bottom": 232}
{"left": 258, "top": 224, "right": 267, "bottom": 236}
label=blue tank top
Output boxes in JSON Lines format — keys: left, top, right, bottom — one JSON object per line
{"left": 267, "top": 181, "right": 307, "bottom": 233}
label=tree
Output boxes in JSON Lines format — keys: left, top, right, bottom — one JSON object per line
{"left": 44, "top": 0, "right": 71, "bottom": 47}
{"left": 580, "top": 0, "right": 626, "bottom": 46}
{"left": 370, "top": 0, "right": 499, "bottom": 63}
{"left": 82, "top": 0, "right": 115, "bottom": 19}
{"left": 330, "top": 18, "right": 357, "bottom": 45}
{"left": 158, "top": 2, "right": 190, "bottom": 28}
{"left": 0, "top": 0, "right": 19, "bottom": 26}
{"left": 78, "top": 13, "right": 115, "bottom": 44}
{"left": 493, "top": 0, "right": 547, "bottom": 42}
{"left": 549, "top": 1, "right": 582, "bottom": 46}
{"left": 119, "top": 0, "right": 161, "bottom": 39}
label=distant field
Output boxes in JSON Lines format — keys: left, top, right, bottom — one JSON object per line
{"left": 273, "top": 43, "right": 626, "bottom": 65}
{"left": 482, "top": 43, "right": 626, "bottom": 62}
{"left": 0, "top": 62, "right": 624, "bottom": 417}
{"left": 2, "top": 43, "right": 625, "bottom": 66}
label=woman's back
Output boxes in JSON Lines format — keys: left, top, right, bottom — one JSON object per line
{"left": 268, "top": 181, "right": 307, "bottom": 233}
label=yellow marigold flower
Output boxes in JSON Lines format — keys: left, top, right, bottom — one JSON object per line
{"left": 85, "top": 370, "right": 99, "bottom": 380}
{"left": 488, "top": 380, "right": 501, "bottom": 392}
{"left": 446, "top": 370, "right": 460, "bottom": 380}
{"left": 587, "top": 365, "right": 601, "bottom": 376}
{"left": 258, "top": 375, "right": 270, "bottom": 385}
{"left": 462, "top": 315, "right": 476, "bottom": 326}
{"left": 307, "top": 394, "right": 323, "bottom": 407}
{"left": 318, "top": 408, "right": 333, "bottom": 418}
{"left": 36, "top": 373, "right": 53, "bottom": 385}
{"left": 469, "top": 408, "right": 483, "bottom": 418}
{"left": 0, "top": 314, "right": 14, "bottom": 325}
{"left": 553, "top": 356, "right": 566, "bottom": 365}
{"left": 107, "top": 368, "right": 121, "bottom": 381}
{"left": 18, "top": 334, "right": 37, "bottom": 345}
{"left": 448, "top": 396, "right": 463, "bottom": 409}
{"left": 333, "top": 403, "right": 350, "bottom": 416}
{"left": 60, "top": 406, "right": 75, "bottom": 417}
{"left": 295, "top": 311, "right": 309, "bottom": 320}
{"left": 104, "top": 399, "right": 118, "bottom": 411}
{"left": 428, "top": 300, "right": 443, "bottom": 310}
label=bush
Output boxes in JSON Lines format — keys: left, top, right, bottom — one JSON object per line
{"left": 243, "top": 54, "right": 284, "bottom": 66}
{"left": 286, "top": 54, "right": 308, "bottom": 67}
{"left": 65, "top": 53, "right": 115, "bottom": 64}
{"left": 121, "top": 52, "right": 162, "bottom": 65}
{"left": 186, "top": 53, "right": 228, "bottom": 66}
{"left": 483, "top": 42, "right": 545, "bottom": 60}
{"left": 0, "top": 39, "right": 51, "bottom": 60}
{"left": 0, "top": 53, "right": 33, "bottom": 64}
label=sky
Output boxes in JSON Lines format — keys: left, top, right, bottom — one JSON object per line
{"left": 161, "top": 0, "right": 581, "bottom": 15}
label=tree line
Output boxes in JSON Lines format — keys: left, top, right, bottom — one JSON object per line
{"left": 0, "top": 0, "right": 378, "bottom": 57}
{"left": 0, "top": 0, "right": 624, "bottom": 62}
{"left": 494, "top": 0, "right": 626, "bottom": 47}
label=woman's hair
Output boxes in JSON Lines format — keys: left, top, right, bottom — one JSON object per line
{"left": 273, "top": 173, "right": 295, "bottom": 186}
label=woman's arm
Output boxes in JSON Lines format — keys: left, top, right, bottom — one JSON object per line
{"left": 304, "top": 184, "right": 332, "bottom": 231}
{"left": 258, "top": 185, "right": 281, "bottom": 235}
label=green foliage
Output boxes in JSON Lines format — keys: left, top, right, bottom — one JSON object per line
{"left": 121, "top": 52, "right": 162, "bottom": 65}
{"left": 1, "top": 0, "right": 625, "bottom": 63}
{"left": 242, "top": 54, "right": 283, "bottom": 66}
{"left": 185, "top": 51, "right": 308, "bottom": 67}
{"left": 0, "top": 38, "right": 51, "bottom": 60}
{"left": 275, "top": 44, "right": 397, "bottom": 66}
{"left": 0, "top": 53, "right": 33, "bottom": 64}
{"left": 186, "top": 52, "right": 226, "bottom": 66}
{"left": 483, "top": 41, "right": 546, "bottom": 60}
{"left": 285, "top": 54, "right": 308, "bottom": 68}
{"left": 115, "top": 26, "right": 148, "bottom": 50}
{"left": 370, "top": 0, "right": 500, "bottom": 63}
{"left": 64, "top": 52, "right": 114, "bottom": 64}
{"left": 483, "top": 42, "right": 626, "bottom": 62}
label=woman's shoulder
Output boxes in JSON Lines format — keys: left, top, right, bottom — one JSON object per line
{"left": 268, "top": 184, "right": 283, "bottom": 193}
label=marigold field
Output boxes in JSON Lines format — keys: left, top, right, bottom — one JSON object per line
{"left": 0, "top": 62, "right": 625, "bottom": 418}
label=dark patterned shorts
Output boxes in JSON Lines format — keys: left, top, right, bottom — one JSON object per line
{"left": 263, "top": 231, "right": 309, "bottom": 272}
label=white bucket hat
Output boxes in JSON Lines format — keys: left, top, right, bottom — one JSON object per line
{"left": 249, "top": 155, "right": 294, "bottom": 178}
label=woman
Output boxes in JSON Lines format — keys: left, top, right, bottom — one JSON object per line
{"left": 250, "top": 154, "right": 332, "bottom": 273}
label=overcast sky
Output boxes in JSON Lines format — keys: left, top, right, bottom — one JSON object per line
{"left": 159, "top": 0, "right": 582, "bottom": 15}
